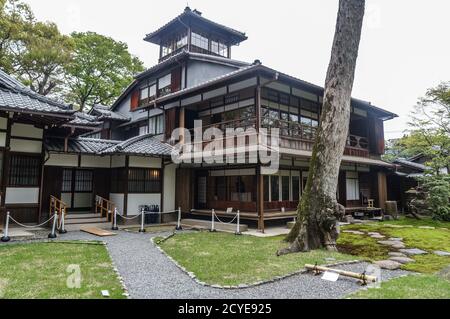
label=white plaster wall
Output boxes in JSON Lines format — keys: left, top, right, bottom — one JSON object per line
{"left": 129, "top": 156, "right": 161, "bottom": 168}
{"left": 61, "top": 193, "right": 72, "bottom": 208}
{"left": 5, "top": 188, "right": 39, "bottom": 204}
{"left": 0, "top": 132, "right": 6, "bottom": 147}
{"left": 73, "top": 193, "right": 92, "bottom": 209}
{"left": 163, "top": 164, "right": 176, "bottom": 212}
{"left": 111, "top": 155, "right": 126, "bottom": 168}
{"left": 10, "top": 139, "right": 42, "bottom": 153}
{"left": 127, "top": 194, "right": 161, "bottom": 216}
{"left": 45, "top": 154, "right": 79, "bottom": 167}
{"left": 0, "top": 117, "right": 7, "bottom": 130}
{"left": 11, "top": 123, "right": 43, "bottom": 139}
{"left": 80, "top": 155, "right": 111, "bottom": 168}
{"left": 110, "top": 193, "right": 124, "bottom": 214}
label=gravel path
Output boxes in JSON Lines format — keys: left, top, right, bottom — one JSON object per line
{"left": 59, "top": 230, "right": 410, "bottom": 299}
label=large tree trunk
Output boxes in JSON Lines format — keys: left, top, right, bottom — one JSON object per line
{"left": 278, "top": 0, "right": 365, "bottom": 255}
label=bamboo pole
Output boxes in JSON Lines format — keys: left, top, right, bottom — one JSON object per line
{"left": 305, "top": 264, "right": 377, "bottom": 283}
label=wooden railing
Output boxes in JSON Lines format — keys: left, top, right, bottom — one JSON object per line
{"left": 50, "top": 195, "right": 67, "bottom": 226}
{"left": 95, "top": 195, "right": 115, "bottom": 221}
{"left": 183, "top": 117, "right": 370, "bottom": 158}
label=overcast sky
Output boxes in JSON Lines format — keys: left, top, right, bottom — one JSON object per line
{"left": 23, "top": 0, "right": 449, "bottom": 140}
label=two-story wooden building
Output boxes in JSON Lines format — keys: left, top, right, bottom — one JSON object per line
{"left": 2, "top": 7, "right": 398, "bottom": 232}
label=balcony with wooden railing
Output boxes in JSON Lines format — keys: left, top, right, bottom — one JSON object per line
{"left": 183, "top": 117, "right": 370, "bottom": 158}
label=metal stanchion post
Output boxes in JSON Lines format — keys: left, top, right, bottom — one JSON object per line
{"left": 59, "top": 208, "right": 67, "bottom": 234}
{"left": 112, "top": 208, "right": 119, "bottom": 231}
{"left": 1, "top": 211, "right": 11, "bottom": 242}
{"left": 48, "top": 212, "right": 58, "bottom": 239}
{"left": 235, "top": 210, "right": 242, "bottom": 235}
{"left": 176, "top": 207, "right": 183, "bottom": 231}
{"left": 210, "top": 209, "right": 216, "bottom": 232}
{"left": 139, "top": 209, "right": 146, "bottom": 233}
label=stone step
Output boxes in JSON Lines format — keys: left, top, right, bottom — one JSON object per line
{"left": 64, "top": 223, "right": 113, "bottom": 232}
{"left": 66, "top": 213, "right": 103, "bottom": 220}
{"left": 181, "top": 218, "right": 248, "bottom": 233}
{"left": 65, "top": 217, "right": 109, "bottom": 225}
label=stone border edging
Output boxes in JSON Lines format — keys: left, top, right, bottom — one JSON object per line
{"left": 102, "top": 241, "right": 131, "bottom": 299}
{"left": 151, "top": 237, "right": 362, "bottom": 290}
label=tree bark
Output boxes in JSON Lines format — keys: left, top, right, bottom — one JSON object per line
{"left": 278, "top": 0, "right": 365, "bottom": 255}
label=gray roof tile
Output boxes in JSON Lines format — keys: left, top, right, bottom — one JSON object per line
{"left": 102, "top": 134, "right": 173, "bottom": 156}
{"left": 0, "top": 69, "right": 74, "bottom": 115}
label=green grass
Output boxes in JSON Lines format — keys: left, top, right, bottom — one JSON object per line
{"left": 158, "top": 231, "right": 355, "bottom": 286}
{"left": 350, "top": 274, "right": 450, "bottom": 299}
{"left": 0, "top": 242, "right": 125, "bottom": 299}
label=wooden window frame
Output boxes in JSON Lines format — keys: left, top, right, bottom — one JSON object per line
{"left": 128, "top": 168, "right": 162, "bottom": 194}
{"left": 8, "top": 153, "right": 41, "bottom": 187}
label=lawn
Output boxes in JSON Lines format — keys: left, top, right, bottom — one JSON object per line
{"left": 350, "top": 274, "right": 450, "bottom": 299}
{"left": 158, "top": 231, "right": 355, "bottom": 286}
{"left": 0, "top": 241, "right": 125, "bottom": 299}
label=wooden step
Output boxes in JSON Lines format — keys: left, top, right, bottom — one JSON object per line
{"left": 181, "top": 219, "right": 248, "bottom": 233}
{"left": 80, "top": 227, "right": 116, "bottom": 237}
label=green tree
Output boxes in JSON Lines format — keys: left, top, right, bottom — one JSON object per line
{"left": 11, "top": 21, "right": 74, "bottom": 96}
{"left": 1, "top": 0, "right": 73, "bottom": 96}
{"left": 0, "top": 0, "right": 34, "bottom": 73}
{"left": 64, "top": 32, "right": 144, "bottom": 111}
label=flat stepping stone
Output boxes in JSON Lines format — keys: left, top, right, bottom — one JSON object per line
{"left": 368, "top": 232, "right": 381, "bottom": 236}
{"left": 343, "top": 230, "right": 365, "bottom": 235}
{"left": 434, "top": 251, "right": 450, "bottom": 257}
{"left": 419, "top": 226, "right": 435, "bottom": 230}
{"left": 370, "top": 234, "right": 385, "bottom": 239}
{"left": 389, "top": 237, "right": 403, "bottom": 241}
{"left": 373, "top": 260, "right": 402, "bottom": 270}
{"left": 392, "top": 243, "right": 406, "bottom": 249}
{"left": 389, "top": 252, "right": 407, "bottom": 257}
{"left": 399, "top": 248, "right": 428, "bottom": 256}
{"left": 378, "top": 240, "right": 404, "bottom": 246}
{"left": 389, "top": 256, "right": 415, "bottom": 264}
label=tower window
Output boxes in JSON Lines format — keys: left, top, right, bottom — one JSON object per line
{"left": 191, "top": 32, "right": 209, "bottom": 51}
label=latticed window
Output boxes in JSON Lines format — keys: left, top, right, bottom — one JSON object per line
{"left": 128, "top": 168, "right": 161, "bottom": 193}
{"left": 9, "top": 155, "right": 40, "bottom": 187}
{"left": 62, "top": 169, "right": 72, "bottom": 192}
{"left": 74, "top": 170, "right": 93, "bottom": 192}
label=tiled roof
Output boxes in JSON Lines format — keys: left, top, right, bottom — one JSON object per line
{"left": 45, "top": 137, "right": 120, "bottom": 154}
{"left": 67, "top": 112, "right": 103, "bottom": 127}
{"left": 144, "top": 7, "right": 247, "bottom": 45}
{"left": 45, "top": 134, "right": 173, "bottom": 157}
{"left": 394, "top": 158, "right": 428, "bottom": 171}
{"left": 0, "top": 69, "right": 74, "bottom": 116}
{"left": 91, "top": 104, "right": 130, "bottom": 122}
{"left": 102, "top": 134, "right": 173, "bottom": 157}
{"left": 135, "top": 50, "right": 249, "bottom": 80}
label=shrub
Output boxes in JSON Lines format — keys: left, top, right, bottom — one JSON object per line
{"left": 421, "top": 175, "right": 450, "bottom": 221}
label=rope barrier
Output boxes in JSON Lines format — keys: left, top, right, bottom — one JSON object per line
{"left": 210, "top": 209, "right": 242, "bottom": 235}
{"left": 1, "top": 211, "right": 59, "bottom": 242}
{"left": 213, "top": 212, "right": 238, "bottom": 225}
{"left": 9, "top": 214, "right": 55, "bottom": 229}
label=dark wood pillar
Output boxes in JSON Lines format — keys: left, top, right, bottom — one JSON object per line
{"left": 1, "top": 116, "right": 11, "bottom": 225}
{"left": 123, "top": 155, "right": 129, "bottom": 216}
{"left": 257, "top": 166, "right": 265, "bottom": 233}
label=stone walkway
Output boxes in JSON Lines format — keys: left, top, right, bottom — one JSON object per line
{"left": 59, "top": 231, "right": 409, "bottom": 299}
{"left": 343, "top": 228, "right": 450, "bottom": 270}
